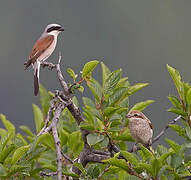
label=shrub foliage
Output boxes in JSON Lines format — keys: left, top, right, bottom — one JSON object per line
{"left": 0, "top": 62, "right": 191, "bottom": 179}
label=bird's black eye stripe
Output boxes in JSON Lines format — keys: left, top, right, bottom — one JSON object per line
{"left": 134, "top": 114, "right": 138, "bottom": 117}
{"left": 47, "top": 26, "right": 61, "bottom": 33}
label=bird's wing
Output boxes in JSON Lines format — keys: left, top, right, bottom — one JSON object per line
{"left": 25, "top": 35, "right": 54, "bottom": 69}
{"left": 146, "top": 118, "right": 153, "bottom": 130}
{"left": 29, "top": 35, "right": 54, "bottom": 61}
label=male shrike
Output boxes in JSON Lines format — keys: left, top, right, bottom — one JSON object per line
{"left": 24, "top": 24, "right": 64, "bottom": 96}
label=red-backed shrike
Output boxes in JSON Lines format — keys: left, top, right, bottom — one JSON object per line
{"left": 126, "top": 110, "right": 153, "bottom": 147}
{"left": 24, "top": 24, "right": 64, "bottom": 96}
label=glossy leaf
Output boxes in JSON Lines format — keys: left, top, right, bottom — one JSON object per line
{"left": 19, "top": 126, "right": 34, "bottom": 137}
{"left": 0, "top": 114, "right": 15, "bottom": 136}
{"left": 87, "top": 78, "right": 102, "bottom": 102}
{"left": 87, "top": 133, "right": 104, "bottom": 146}
{"left": 82, "top": 60, "right": 99, "bottom": 79}
{"left": 101, "top": 62, "right": 111, "bottom": 86}
{"left": 104, "top": 107, "right": 119, "bottom": 118}
{"left": 165, "top": 138, "right": 181, "bottom": 153}
{"left": 128, "top": 83, "right": 148, "bottom": 95}
{"left": 121, "top": 151, "right": 139, "bottom": 166}
{"left": 109, "top": 87, "right": 128, "bottom": 106}
{"left": 67, "top": 67, "right": 77, "bottom": 81}
{"left": 32, "top": 104, "right": 43, "bottom": 133}
{"left": 68, "top": 131, "right": 84, "bottom": 156}
{"left": 104, "top": 69, "right": 122, "bottom": 94}
{"left": 11, "top": 145, "right": 29, "bottom": 164}
{"left": 39, "top": 84, "right": 51, "bottom": 116}
{"left": 167, "top": 64, "right": 182, "bottom": 98}
{"left": 130, "top": 100, "right": 154, "bottom": 112}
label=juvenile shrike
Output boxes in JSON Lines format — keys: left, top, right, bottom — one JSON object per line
{"left": 126, "top": 110, "right": 153, "bottom": 147}
{"left": 24, "top": 24, "right": 64, "bottom": 96}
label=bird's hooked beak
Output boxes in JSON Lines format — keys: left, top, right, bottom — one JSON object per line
{"left": 59, "top": 27, "right": 64, "bottom": 32}
{"left": 126, "top": 114, "right": 131, "bottom": 118}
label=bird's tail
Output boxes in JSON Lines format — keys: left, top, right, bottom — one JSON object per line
{"left": 33, "top": 61, "right": 40, "bottom": 96}
{"left": 24, "top": 60, "right": 32, "bottom": 70}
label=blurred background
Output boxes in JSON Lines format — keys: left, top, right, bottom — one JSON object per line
{"left": 0, "top": 0, "right": 191, "bottom": 145}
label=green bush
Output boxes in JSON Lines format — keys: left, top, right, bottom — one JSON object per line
{"left": 0, "top": 62, "right": 191, "bottom": 179}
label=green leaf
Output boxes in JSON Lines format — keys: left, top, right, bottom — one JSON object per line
{"left": 104, "top": 107, "right": 119, "bottom": 118}
{"left": 103, "top": 156, "right": 130, "bottom": 172}
{"left": 101, "top": 62, "right": 111, "bottom": 87}
{"left": 83, "top": 97, "right": 96, "bottom": 108}
{"left": 185, "top": 126, "right": 191, "bottom": 140}
{"left": 16, "top": 133, "right": 28, "bottom": 146}
{"left": 121, "top": 151, "right": 139, "bottom": 166}
{"left": 60, "top": 129, "right": 69, "bottom": 146}
{"left": 19, "top": 126, "right": 34, "bottom": 137}
{"left": 170, "top": 153, "right": 182, "bottom": 169}
{"left": 168, "top": 96, "right": 182, "bottom": 109}
{"left": 167, "top": 64, "right": 182, "bottom": 98}
{"left": 0, "top": 114, "right": 15, "bottom": 136}
{"left": 67, "top": 68, "right": 77, "bottom": 81}
{"left": 39, "top": 84, "right": 51, "bottom": 115}
{"left": 80, "top": 124, "right": 95, "bottom": 131}
{"left": 82, "top": 60, "right": 99, "bottom": 79}
{"left": 137, "top": 163, "right": 152, "bottom": 175}
{"left": 128, "top": 83, "right": 148, "bottom": 95}
{"left": 1, "top": 133, "right": 14, "bottom": 151}
{"left": 68, "top": 131, "right": 84, "bottom": 156}
{"left": 119, "top": 97, "right": 129, "bottom": 108}
{"left": 87, "top": 133, "right": 104, "bottom": 146}
{"left": 130, "top": 100, "right": 154, "bottom": 111}
{"left": 72, "top": 96, "right": 79, "bottom": 107}
{"left": 62, "top": 171, "right": 79, "bottom": 178}
{"left": 187, "top": 88, "right": 191, "bottom": 113}
{"left": 83, "top": 109, "right": 94, "bottom": 125}
{"left": 159, "top": 150, "right": 173, "bottom": 163}
{"left": 165, "top": 138, "right": 181, "bottom": 153}
{"left": 32, "top": 104, "right": 43, "bottom": 133}
{"left": 78, "top": 85, "right": 84, "bottom": 93}
{"left": 11, "top": 145, "right": 29, "bottom": 164}
{"left": 160, "top": 175, "right": 168, "bottom": 180}
{"left": 151, "top": 158, "right": 162, "bottom": 177}
{"left": 8, "top": 165, "right": 30, "bottom": 177}
{"left": 169, "top": 124, "right": 186, "bottom": 137}
{"left": 0, "top": 128, "right": 7, "bottom": 138}
{"left": 86, "top": 164, "right": 100, "bottom": 179}
{"left": 73, "top": 162, "right": 86, "bottom": 175}
{"left": 168, "top": 107, "right": 187, "bottom": 117}
{"left": 104, "top": 69, "right": 122, "bottom": 94}
{"left": 36, "top": 133, "right": 55, "bottom": 150}
{"left": 0, "top": 163, "right": 7, "bottom": 177}
{"left": 87, "top": 78, "right": 102, "bottom": 102}
{"left": 0, "top": 144, "right": 15, "bottom": 163}
{"left": 109, "top": 87, "right": 128, "bottom": 106}
{"left": 139, "top": 144, "right": 154, "bottom": 160}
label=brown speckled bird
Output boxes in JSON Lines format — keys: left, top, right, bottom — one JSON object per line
{"left": 126, "top": 110, "right": 153, "bottom": 147}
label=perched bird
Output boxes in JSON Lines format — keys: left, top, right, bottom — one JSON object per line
{"left": 24, "top": 24, "right": 64, "bottom": 96}
{"left": 126, "top": 110, "right": 153, "bottom": 148}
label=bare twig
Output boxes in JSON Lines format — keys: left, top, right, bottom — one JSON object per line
{"left": 182, "top": 175, "right": 191, "bottom": 179}
{"left": 152, "top": 115, "right": 181, "bottom": 143}
{"left": 98, "top": 165, "right": 110, "bottom": 179}
{"left": 40, "top": 171, "right": 57, "bottom": 177}
{"left": 61, "top": 151, "right": 74, "bottom": 164}
{"left": 37, "top": 96, "right": 58, "bottom": 136}
{"left": 55, "top": 54, "right": 70, "bottom": 95}
{"left": 51, "top": 105, "right": 63, "bottom": 180}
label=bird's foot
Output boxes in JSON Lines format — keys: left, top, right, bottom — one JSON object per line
{"left": 41, "top": 62, "right": 56, "bottom": 70}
